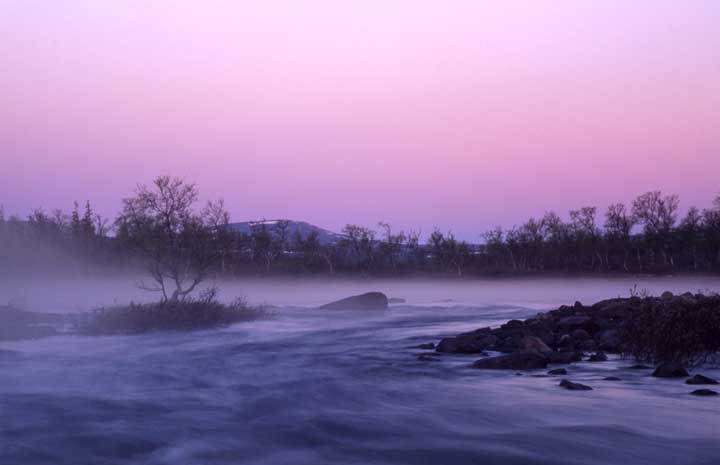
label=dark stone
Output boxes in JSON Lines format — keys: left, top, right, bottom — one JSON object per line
{"left": 686, "top": 374, "right": 719, "bottom": 385}
{"left": 652, "top": 362, "right": 689, "bottom": 378}
{"left": 547, "top": 351, "right": 584, "bottom": 364}
{"left": 690, "top": 389, "right": 718, "bottom": 396}
{"left": 548, "top": 368, "right": 567, "bottom": 375}
{"left": 603, "top": 376, "right": 622, "bottom": 381}
{"left": 416, "top": 343, "right": 436, "bottom": 350}
{"left": 579, "top": 340, "right": 598, "bottom": 351}
{"left": 519, "top": 336, "right": 551, "bottom": 352}
{"left": 559, "top": 380, "right": 593, "bottom": 391}
{"left": 436, "top": 334, "right": 488, "bottom": 354}
{"left": 571, "top": 329, "right": 591, "bottom": 343}
{"left": 472, "top": 351, "right": 548, "bottom": 370}
{"left": 588, "top": 352, "right": 608, "bottom": 362}
{"left": 319, "top": 292, "right": 388, "bottom": 310}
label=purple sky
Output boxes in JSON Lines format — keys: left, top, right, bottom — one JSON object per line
{"left": 2, "top": 1, "right": 719, "bottom": 239}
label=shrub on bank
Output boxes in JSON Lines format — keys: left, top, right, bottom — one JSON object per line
{"left": 620, "top": 294, "right": 720, "bottom": 366}
{"left": 79, "top": 294, "right": 266, "bottom": 335}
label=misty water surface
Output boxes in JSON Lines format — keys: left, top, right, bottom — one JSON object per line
{"left": 0, "top": 277, "right": 718, "bottom": 465}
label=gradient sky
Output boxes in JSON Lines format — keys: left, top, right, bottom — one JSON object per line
{"left": 2, "top": 1, "right": 719, "bottom": 239}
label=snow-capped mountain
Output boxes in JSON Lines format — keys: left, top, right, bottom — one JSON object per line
{"left": 226, "top": 220, "right": 344, "bottom": 245}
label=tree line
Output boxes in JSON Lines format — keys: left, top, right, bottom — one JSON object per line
{"left": 2, "top": 177, "right": 720, "bottom": 289}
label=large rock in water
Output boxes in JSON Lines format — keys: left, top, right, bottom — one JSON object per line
{"left": 652, "top": 362, "right": 689, "bottom": 378}
{"left": 472, "top": 351, "right": 548, "bottom": 370}
{"left": 318, "top": 292, "right": 388, "bottom": 310}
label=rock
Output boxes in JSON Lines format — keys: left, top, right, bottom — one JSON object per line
{"left": 652, "top": 362, "right": 689, "bottom": 378}
{"left": 472, "top": 351, "right": 548, "bottom": 370}
{"left": 579, "top": 340, "right": 598, "bottom": 351}
{"left": 661, "top": 291, "right": 674, "bottom": 299}
{"left": 603, "top": 376, "right": 622, "bottom": 381}
{"left": 319, "top": 292, "right": 388, "bottom": 310}
{"left": 556, "top": 316, "right": 599, "bottom": 334}
{"left": 588, "top": 352, "right": 608, "bottom": 362}
{"left": 416, "top": 343, "right": 436, "bottom": 350}
{"left": 690, "top": 389, "right": 718, "bottom": 396}
{"left": 436, "top": 334, "right": 487, "bottom": 354}
{"left": 559, "top": 380, "right": 593, "bottom": 391}
{"left": 686, "top": 374, "right": 719, "bottom": 385}
{"left": 519, "top": 336, "right": 551, "bottom": 353}
{"left": 571, "top": 329, "right": 591, "bottom": 343}
{"left": 388, "top": 298, "right": 406, "bottom": 304}
{"left": 547, "top": 351, "right": 584, "bottom": 364}
{"left": 548, "top": 368, "right": 567, "bottom": 375}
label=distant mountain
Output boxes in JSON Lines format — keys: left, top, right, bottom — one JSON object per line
{"left": 226, "top": 220, "right": 344, "bottom": 245}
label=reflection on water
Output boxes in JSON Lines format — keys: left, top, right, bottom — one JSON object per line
{"left": 0, "top": 278, "right": 719, "bottom": 464}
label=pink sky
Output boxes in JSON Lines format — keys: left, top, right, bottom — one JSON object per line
{"left": 2, "top": 1, "right": 719, "bottom": 239}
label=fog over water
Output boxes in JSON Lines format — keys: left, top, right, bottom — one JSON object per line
{"left": 1, "top": 276, "right": 719, "bottom": 464}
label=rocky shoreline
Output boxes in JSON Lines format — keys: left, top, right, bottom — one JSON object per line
{"left": 421, "top": 292, "right": 720, "bottom": 395}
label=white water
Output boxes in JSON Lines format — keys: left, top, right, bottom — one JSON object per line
{"left": 0, "top": 277, "right": 718, "bottom": 464}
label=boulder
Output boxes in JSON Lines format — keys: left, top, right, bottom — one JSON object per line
{"left": 559, "top": 380, "right": 593, "bottom": 391}
{"left": 472, "top": 351, "right": 548, "bottom": 370}
{"left": 319, "top": 292, "right": 388, "bottom": 310}
{"left": 686, "top": 374, "right": 719, "bottom": 385}
{"left": 436, "top": 334, "right": 488, "bottom": 354}
{"left": 571, "top": 329, "right": 591, "bottom": 343}
{"left": 603, "top": 376, "right": 622, "bottom": 381}
{"left": 556, "top": 316, "right": 600, "bottom": 334}
{"left": 548, "top": 368, "right": 567, "bottom": 375}
{"left": 547, "top": 351, "right": 584, "bottom": 364}
{"left": 588, "top": 352, "right": 608, "bottom": 362}
{"left": 652, "top": 362, "right": 689, "bottom": 378}
{"left": 579, "top": 340, "right": 598, "bottom": 351}
{"left": 416, "top": 342, "right": 436, "bottom": 350}
{"left": 690, "top": 389, "right": 718, "bottom": 396}
{"left": 626, "top": 364, "right": 653, "bottom": 370}
{"left": 519, "top": 336, "right": 551, "bottom": 353}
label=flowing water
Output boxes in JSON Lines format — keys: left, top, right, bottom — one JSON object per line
{"left": 0, "top": 277, "right": 719, "bottom": 465}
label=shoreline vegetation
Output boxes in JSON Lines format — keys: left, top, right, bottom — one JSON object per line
{"left": 2, "top": 177, "right": 720, "bottom": 281}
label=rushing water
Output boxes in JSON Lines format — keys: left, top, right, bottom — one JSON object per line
{"left": 1, "top": 277, "right": 719, "bottom": 465}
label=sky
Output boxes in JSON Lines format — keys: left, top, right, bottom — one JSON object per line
{"left": 1, "top": 1, "right": 719, "bottom": 240}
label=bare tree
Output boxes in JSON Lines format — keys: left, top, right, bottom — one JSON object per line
{"left": 115, "top": 176, "right": 227, "bottom": 302}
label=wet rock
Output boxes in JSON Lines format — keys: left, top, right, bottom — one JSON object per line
{"left": 472, "top": 351, "right": 548, "bottom": 370}
{"left": 579, "top": 340, "right": 598, "bottom": 351}
{"left": 571, "top": 329, "right": 591, "bottom": 343}
{"left": 588, "top": 352, "right": 608, "bottom": 362}
{"left": 436, "top": 334, "right": 488, "bottom": 354}
{"left": 559, "top": 380, "right": 593, "bottom": 391}
{"left": 416, "top": 342, "right": 436, "bottom": 350}
{"left": 319, "top": 292, "right": 388, "bottom": 310}
{"left": 690, "top": 389, "right": 718, "bottom": 396}
{"left": 603, "top": 376, "right": 622, "bottom": 381}
{"left": 548, "top": 368, "right": 567, "bottom": 375}
{"left": 519, "top": 336, "right": 551, "bottom": 353}
{"left": 652, "top": 362, "right": 689, "bottom": 378}
{"left": 686, "top": 374, "right": 719, "bottom": 385}
{"left": 547, "top": 351, "right": 583, "bottom": 364}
